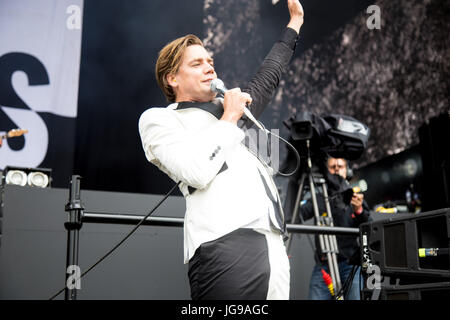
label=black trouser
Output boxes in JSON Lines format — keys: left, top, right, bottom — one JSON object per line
{"left": 188, "top": 228, "right": 270, "bottom": 300}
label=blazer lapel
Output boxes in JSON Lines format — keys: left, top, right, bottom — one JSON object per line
{"left": 176, "top": 100, "right": 224, "bottom": 120}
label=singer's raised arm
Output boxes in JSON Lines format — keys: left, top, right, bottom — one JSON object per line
{"left": 241, "top": 0, "right": 303, "bottom": 128}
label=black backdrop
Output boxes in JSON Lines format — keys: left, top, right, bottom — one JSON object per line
{"left": 73, "top": 0, "right": 375, "bottom": 196}
{"left": 74, "top": 0, "right": 204, "bottom": 195}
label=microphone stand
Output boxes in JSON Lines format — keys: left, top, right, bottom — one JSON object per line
{"left": 64, "top": 175, "right": 84, "bottom": 300}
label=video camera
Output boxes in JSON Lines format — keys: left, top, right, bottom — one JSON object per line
{"left": 284, "top": 112, "right": 370, "bottom": 161}
{"left": 282, "top": 111, "right": 370, "bottom": 203}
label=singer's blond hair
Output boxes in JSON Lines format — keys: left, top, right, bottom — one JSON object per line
{"left": 155, "top": 34, "right": 204, "bottom": 102}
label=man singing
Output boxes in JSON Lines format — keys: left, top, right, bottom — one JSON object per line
{"left": 139, "top": 0, "right": 304, "bottom": 300}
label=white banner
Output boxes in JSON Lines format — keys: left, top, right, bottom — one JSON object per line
{"left": 0, "top": 0, "right": 83, "bottom": 170}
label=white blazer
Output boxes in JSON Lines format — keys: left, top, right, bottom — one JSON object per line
{"left": 139, "top": 102, "right": 284, "bottom": 263}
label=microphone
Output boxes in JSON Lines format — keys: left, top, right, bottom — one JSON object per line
{"left": 210, "top": 78, "right": 263, "bottom": 130}
{"left": 210, "top": 78, "right": 228, "bottom": 96}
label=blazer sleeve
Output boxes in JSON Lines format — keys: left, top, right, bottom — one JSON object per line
{"left": 139, "top": 107, "right": 245, "bottom": 189}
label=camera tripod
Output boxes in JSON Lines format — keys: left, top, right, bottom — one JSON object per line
{"left": 286, "top": 141, "right": 343, "bottom": 299}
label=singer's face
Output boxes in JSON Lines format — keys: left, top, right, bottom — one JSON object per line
{"left": 172, "top": 45, "right": 217, "bottom": 102}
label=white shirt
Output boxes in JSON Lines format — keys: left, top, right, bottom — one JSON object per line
{"left": 138, "top": 102, "right": 283, "bottom": 263}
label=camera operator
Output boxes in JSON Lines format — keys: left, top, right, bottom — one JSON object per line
{"left": 296, "top": 157, "right": 371, "bottom": 300}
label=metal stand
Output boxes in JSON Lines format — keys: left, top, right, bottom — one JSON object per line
{"left": 64, "top": 175, "right": 84, "bottom": 300}
{"left": 286, "top": 140, "right": 343, "bottom": 299}
{"left": 51, "top": 172, "right": 359, "bottom": 300}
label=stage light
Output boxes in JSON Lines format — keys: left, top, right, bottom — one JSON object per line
{"left": 27, "top": 171, "right": 49, "bottom": 188}
{"left": 3, "top": 166, "right": 52, "bottom": 188}
{"left": 5, "top": 170, "right": 27, "bottom": 186}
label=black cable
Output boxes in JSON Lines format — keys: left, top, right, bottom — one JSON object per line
{"left": 343, "top": 266, "right": 356, "bottom": 299}
{"left": 335, "top": 270, "right": 349, "bottom": 300}
{"left": 256, "top": 120, "right": 301, "bottom": 177}
{"left": 347, "top": 265, "right": 359, "bottom": 298}
{"left": 335, "top": 264, "right": 359, "bottom": 300}
{"left": 48, "top": 181, "right": 181, "bottom": 300}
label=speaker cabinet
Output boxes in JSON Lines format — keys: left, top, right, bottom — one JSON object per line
{"left": 360, "top": 208, "right": 450, "bottom": 278}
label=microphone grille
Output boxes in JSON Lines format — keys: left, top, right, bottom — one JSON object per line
{"left": 210, "top": 78, "right": 224, "bottom": 93}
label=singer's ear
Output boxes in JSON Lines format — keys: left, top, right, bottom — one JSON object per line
{"left": 167, "top": 74, "right": 178, "bottom": 88}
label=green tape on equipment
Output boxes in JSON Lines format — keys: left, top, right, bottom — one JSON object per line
{"left": 418, "top": 248, "right": 426, "bottom": 257}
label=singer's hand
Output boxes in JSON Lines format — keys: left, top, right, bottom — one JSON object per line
{"left": 287, "top": 0, "right": 304, "bottom": 33}
{"left": 220, "top": 88, "right": 252, "bottom": 124}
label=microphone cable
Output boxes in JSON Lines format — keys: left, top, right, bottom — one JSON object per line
{"left": 243, "top": 115, "right": 301, "bottom": 178}
{"left": 48, "top": 181, "right": 181, "bottom": 300}
{"left": 211, "top": 78, "right": 301, "bottom": 177}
